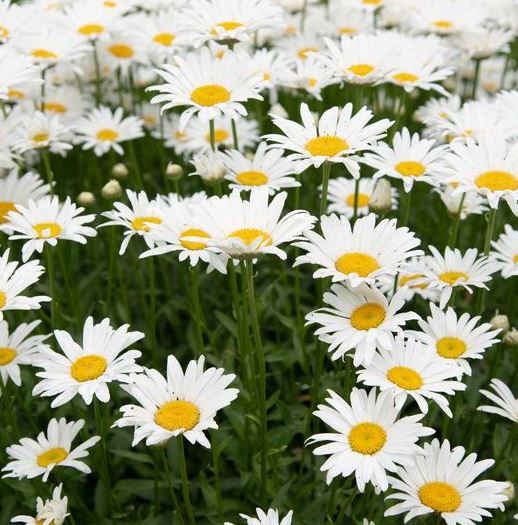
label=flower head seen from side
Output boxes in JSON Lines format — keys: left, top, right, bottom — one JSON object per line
{"left": 11, "top": 483, "right": 69, "bottom": 525}
{"left": 0, "top": 320, "right": 49, "bottom": 389}
{"left": 224, "top": 508, "right": 293, "bottom": 525}
{"left": 2, "top": 418, "right": 100, "bottom": 482}
{"left": 2, "top": 196, "right": 97, "bottom": 262}
{"left": 357, "top": 335, "right": 466, "bottom": 417}
{"left": 478, "top": 379, "right": 518, "bottom": 424}
{"left": 385, "top": 439, "right": 508, "bottom": 524}
{"left": 113, "top": 354, "right": 239, "bottom": 448}
{"left": 363, "top": 128, "right": 446, "bottom": 193}
{"left": 294, "top": 213, "right": 422, "bottom": 287}
{"left": 491, "top": 225, "right": 518, "bottom": 278}
{"left": 33, "top": 317, "right": 144, "bottom": 407}
{"left": 265, "top": 102, "right": 392, "bottom": 176}
{"left": 74, "top": 106, "right": 144, "bottom": 156}
{"left": 305, "top": 283, "right": 419, "bottom": 366}
{"left": 412, "top": 303, "right": 501, "bottom": 376}
{"left": 308, "top": 388, "right": 434, "bottom": 492}
{"left": 0, "top": 45, "right": 42, "bottom": 101}
{"left": 438, "top": 185, "right": 487, "bottom": 220}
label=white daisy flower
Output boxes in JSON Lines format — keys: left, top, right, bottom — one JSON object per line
{"left": 421, "top": 246, "right": 499, "bottom": 309}
{"left": 308, "top": 388, "right": 434, "bottom": 492}
{"left": 0, "top": 249, "right": 50, "bottom": 319}
{"left": 491, "top": 225, "right": 518, "bottom": 278}
{"left": 2, "top": 196, "right": 97, "bottom": 262}
{"left": 248, "top": 48, "right": 293, "bottom": 91}
{"left": 0, "top": 45, "right": 41, "bottom": 101}
{"left": 385, "top": 439, "right": 508, "bottom": 524}
{"left": 99, "top": 25, "right": 146, "bottom": 74}
{"left": 2, "top": 418, "right": 100, "bottom": 482}
{"left": 438, "top": 186, "right": 487, "bottom": 220}
{"left": 357, "top": 335, "right": 466, "bottom": 417}
{"left": 61, "top": 0, "right": 122, "bottom": 41}
{"left": 305, "top": 283, "right": 419, "bottom": 366}
{"left": 459, "top": 27, "right": 514, "bottom": 60}
{"left": 224, "top": 508, "right": 293, "bottom": 525}
{"left": 113, "top": 354, "right": 239, "bottom": 448}
{"left": 294, "top": 213, "right": 422, "bottom": 287}
{"left": 414, "top": 95, "right": 462, "bottom": 127}
{"left": 40, "top": 85, "right": 88, "bottom": 124}
{"left": 327, "top": 5, "right": 374, "bottom": 37}
{"left": 276, "top": 30, "right": 322, "bottom": 62}
{"left": 74, "top": 106, "right": 144, "bottom": 156}
{"left": 148, "top": 48, "right": 264, "bottom": 130}
{"left": 363, "top": 128, "right": 446, "bottom": 193}
{"left": 279, "top": 57, "right": 337, "bottom": 100}
{"left": 33, "top": 317, "right": 144, "bottom": 408}
{"left": 0, "top": 320, "right": 49, "bottom": 389}
{"left": 266, "top": 102, "right": 392, "bottom": 176}
{"left": 478, "top": 379, "right": 518, "bottom": 424}
{"left": 412, "top": 303, "right": 501, "bottom": 376}
{"left": 0, "top": 1, "right": 36, "bottom": 43}
{"left": 190, "top": 150, "right": 227, "bottom": 183}
{"left": 10, "top": 483, "right": 69, "bottom": 525}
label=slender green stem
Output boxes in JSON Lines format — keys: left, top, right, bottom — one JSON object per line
{"left": 159, "top": 447, "right": 185, "bottom": 525}
{"left": 41, "top": 149, "right": 54, "bottom": 194}
{"left": 126, "top": 140, "right": 143, "bottom": 189}
{"left": 177, "top": 439, "right": 195, "bottom": 525}
{"left": 392, "top": 189, "right": 412, "bottom": 295}
{"left": 231, "top": 118, "right": 239, "bottom": 150}
{"left": 92, "top": 42, "right": 103, "bottom": 105}
{"left": 188, "top": 266, "right": 204, "bottom": 354}
{"left": 45, "top": 245, "right": 56, "bottom": 330}
{"left": 147, "top": 257, "right": 158, "bottom": 368}
{"left": 320, "top": 161, "right": 331, "bottom": 218}
{"left": 447, "top": 194, "right": 466, "bottom": 248}
{"left": 352, "top": 178, "right": 361, "bottom": 222}
{"left": 476, "top": 207, "right": 497, "bottom": 314}
{"left": 389, "top": 90, "right": 407, "bottom": 140}
{"left": 300, "top": 0, "right": 308, "bottom": 31}
{"left": 211, "top": 438, "right": 223, "bottom": 520}
{"left": 2, "top": 381, "right": 19, "bottom": 439}
{"left": 471, "top": 58, "right": 482, "bottom": 100}
{"left": 93, "top": 398, "right": 113, "bottom": 515}
{"left": 209, "top": 119, "right": 216, "bottom": 152}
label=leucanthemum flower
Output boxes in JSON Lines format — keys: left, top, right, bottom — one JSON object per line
{"left": 308, "top": 388, "right": 434, "bottom": 492}
{"left": 294, "top": 213, "right": 422, "bottom": 287}
{"left": 74, "top": 106, "right": 144, "bottom": 156}
{"left": 224, "top": 508, "right": 293, "bottom": 525}
{"left": 0, "top": 320, "right": 49, "bottom": 389}
{"left": 411, "top": 303, "right": 501, "bottom": 376}
{"left": 0, "top": 46, "right": 42, "bottom": 101}
{"left": 266, "top": 102, "right": 392, "bottom": 176}
{"left": 491, "top": 225, "right": 518, "bottom": 278}
{"left": 438, "top": 186, "right": 487, "bottom": 220}
{"left": 363, "top": 128, "right": 446, "bottom": 193}
{"left": 222, "top": 142, "right": 299, "bottom": 193}
{"left": 61, "top": 0, "right": 121, "bottom": 41}
{"left": 279, "top": 57, "right": 337, "bottom": 100}
{"left": 40, "top": 85, "right": 87, "bottom": 124}
{"left": 113, "top": 354, "right": 239, "bottom": 448}
{"left": 148, "top": 48, "right": 264, "bottom": 130}
{"left": 306, "top": 283, "right": 419, "bottom": 366}
{"left": 385, "top": 439, "right": 508, "bottom": 524}
{"left": 421, "top": 246, "right": 498, "bottom": 309}
{"left": 357, "top": 335, "right": 466, "bottom": 417}
{"left": 414, "top": 95, "right": 462, "bottom": 127}
{"left": 10, "top": 484, "right": 69, "bottom": 525}
{"left": 2, "top": 196, "right": 97, "bottom": 262}
{"left": 33, "top": 317, "right": 144, "bottom": 407}
{"left": 478, "top": 379, "right": 518, "bottom": 424}
{"left": 2, "top": 418, "right": 100, "bottom": 482}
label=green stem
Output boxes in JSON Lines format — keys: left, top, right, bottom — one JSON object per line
{"left": 400, "top": 188, "right": 412, "bottom": 227}
{"left": 320, "top": 161, "right": 331, "bottom": 218}
{"left": 126, "top": 140, "right": 143, "bottom": 189}
{"left": 211, "top": 438, "right": 223, "bottom": 520}
{"left": 189, "top": 266, "right": 204, "bottom": 354}
{"left": 177, "top": 439, "right": 195, "bottom": 525}
{"left": 447, "top": 194, "right": 466, "bottom": 248}
{"left": 476, "top": 207, "right": 497, "bottom": 315}
{"left": 92, "top": 42, "right": 103, "bottom": 105}
{"left": 352, "top": 178, "right": 361, "bottom": 222}
{"left": 472, "top": 58, "right": 482, "bottom": 100}
{"left": 159, "top": 447, "right": 185, "bottom": 525}
{"left": 93, "top": 398, "right": 113, "bottom": 515}
{"left": 209, "top": 119, "right": 216, "bottom": 152}
{"left": 41, "top": 149, "right": 54, "bottom": 194}
{"left": 231, "top": 118, "right": 239, "bottom": 150}
{"left": 147, "top": 257, "right": 158, "bottom": 368}
{"left": 45, "top": 245, "right": 56, "bottom": 330}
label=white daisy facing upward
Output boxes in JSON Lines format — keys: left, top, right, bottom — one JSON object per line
{"left": 478, "top": 379, "right": 518, "bottom": 424}
{"left": 305, "top": 283, "right": 419, "bottom": 366}
{"left": 33, "top": 317, "right": 144, "bottom": 407}
{"left": 2, "top": 418, "right": 100, "bottom": 482}
{"left": 308, "top": 388, "right": 434, "bottom": 492}
{"left": 74, "top": 106, "right": 144, "bottom": 156}
{"left": 224, "top": 508, "right": 293, "bottom": 525}
{"left": 491, "top": 225, "right": 518, "bottom": 278}
{"left": 385, "top": 439, "right": 508, "bottom": 525}
{"left": 0, "top": 45, "right": 42, "bottom": 101}
{"left": 266, "top": 103, "right": 392, "bottom": 177}
{"left": 2, "top": 196, "right": 97, "bottom": 262}
{"left": 113, "top": 355, "right": 239, "bottom": 448}
{"left": 357, "top": 335, "right": 466, "bottom": 417}
{"left": 294, "top": 213, "right": 422, "bottom": 287}
{"left": 11, "top": 483, "right": 69, "bottom": 525}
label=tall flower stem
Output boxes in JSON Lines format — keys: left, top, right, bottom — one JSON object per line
{"left": 447, "top": 194, "right": 466, "bottom": 248}
{"left": 159, "top": 447, "right": 185, "bottom": 525}
{"left": 392, "top": 189, "right": 412, "bottom": 295}
{"left": 147, "top": 257, "right": 158, "bottom": 368}
{"left": 209, "top": 119, "right": 216, "bottom": 152}
{"left": 177, "top": 439, "right": 196, "bottom": 525}
{"left": 471, "top": 58, "right": 482, "bottom": 100}
{"left": 231, "top": 118, "right": 239, "bottom": 150}
{"left": 45, "top": 245, "right": 57, "bottom": 330}
{"left": 476, "top": 207, "right": 497, "bottom": 314}
{"left": 92, "top": 41, "right": 104, "bottom": 105}
{"left": 41, "top": 149, "right": 54, "bottom": 194}
{"left": 93, "top": 398, "right": 113, "bottom": 515}
{"left": 320, "top": 161, "right": 331, "bottom": 217}
{"left": 188, "top": 266, "right": 205, "bottom": 354}
{"left": 126, "top": 141, "right": 144, "bottom": 190}
{"left": 352, "top": 178, "right": 361, "bottom": 222}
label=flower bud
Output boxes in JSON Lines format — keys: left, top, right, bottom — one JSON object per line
{"left": 190, "top": 152, "right": 225, "bottom": 183}
{"left": 369, "top": 179, "right": 392, "bottom": 214}
{"left": 270, "top": 103, "right": 288, "bottom": 119}
{"left": 101, "top": 179, "right": 122, "bottom": 200}
{"left": 503, "top": 327, "right": 518, "bottom": 346}
{"left": 77, "top": 191, "right": 96, "bottom": 207}
{"left": 112, "top": 163, "right": 129, "bottom": 179}
{"left": 490, "top": 312, "right": 510, "bottom": 334}
{"left": 165, "top": 162, "right": 183, "bottom": 181}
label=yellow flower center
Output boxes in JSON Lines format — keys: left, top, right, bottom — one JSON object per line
{"left": 513, "top": 253, "right": 518, "bottom": 263}
{"left": 308, "top": 78, "right": 317, "bottom": 87}
{"left": 153, "top": 32, "right": 175, "bottom": 46}
{"left": 37, "top": 447, "right": 68, "bottom": 468}
{"left": 297, "top": 46, "right": 318, "bottom": 59}
{"left": 131, "top": 216, "right": 162, "bottom": 232}
{"left": 433, "top": 20, "right": 454, "bottom": 29}
{"left": 70, "top": 354, "right": 108, "bottom": 382}
{"left": 436, "top": 337, "right": 467, "bottom": 359}
{"left": 108, "top": 44, "right": 134, "bottom": 58}
{"left": 0, "top": 347, "right": 16, "bottom": 366}
{"left": 44, "top": 102, "right": 67, "bottom": 114}
{"left": 0, "top": 291, "right": 6, "bottom": 308}
{"left": 339, "top": 27, "right": 356, "bottom": 35}
{"left": 0, "top": 201, "right": 16, "bottom": 223}
{"left": 346, "top": 193, "right": 369, "bottom": 208}
{"left": 96, "top": 128, "right": 119, "bottom": 141}
{"left": 236, "top": 170, "right": 268, "bottom": 186}
{"left": 228, "top": 228, "right": 272, "bottom": 247}
{"left": 348, "top": 64, "right": 375, "bottom": 77}
{"left": 305, "top": 136, "right": 349, "bottom": 157}
{"left": 104, "top": 0, "right": 117, "bottom": 6}
{"left": 392, "top": 72, "right": 419, "bottom": 84}
{"left": 348, "top": 422, "right": 387, "bottom": 455}
{"left": 0, "top": 26, "right": 9, "bottom": 39}
{"left": 78, "top": 23, "right": 105, "bottom": 36}
{"left": 263, "top": 72, "right": 271, "bottom": 81}
{"left": 31, "top": 49, "right": 58, "bottom": 59}
{"left": 418, "top": 481, "right": 461, "bottom": 513}
{"left": 475, "top": 171, "right": 518, "bottom": 192}
{"left": 32, "top": 133, "right": 49, "bottom": 144}
{"left": 212, "top": 20, "right": 244, "bottom": 34}
{"left": 400, "top": 273, "right": 427, "bottom": 289}
{"left": 204, "top": 129, "right": 229, "bottom": 143}
{"left": 33, "top": 222, "right": 62, "bottom": 239}
{"left": 439, "top": 271, "right": 468, "bottom": 285}
{"left": 350, "top": 303, "right": 386, "bottom": 330}
{"left": 180, "top": 228, "right": 210, "bottom": 251}
{"left": 335, "top": 252, "right": 380, "bottom": 277}
{"left": 143, "top": 115, "right": 157, "bottom": 126}
{"left": 395, "top": 161, "right": 426, "bottom": 177}
{"left": 362, "top": 0, "right": 382, "bottom": 4}
{"left": 191, "top": 84, "right": 230, "bottom": 107}
{"left": 154, "top": 400, "right": 200, "bottom": 431}
{"left": 8, "top": 89, "right": 24, "bottom": 99}
{"left": 387, "top": 366, "right": 423, "bottom": 390}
